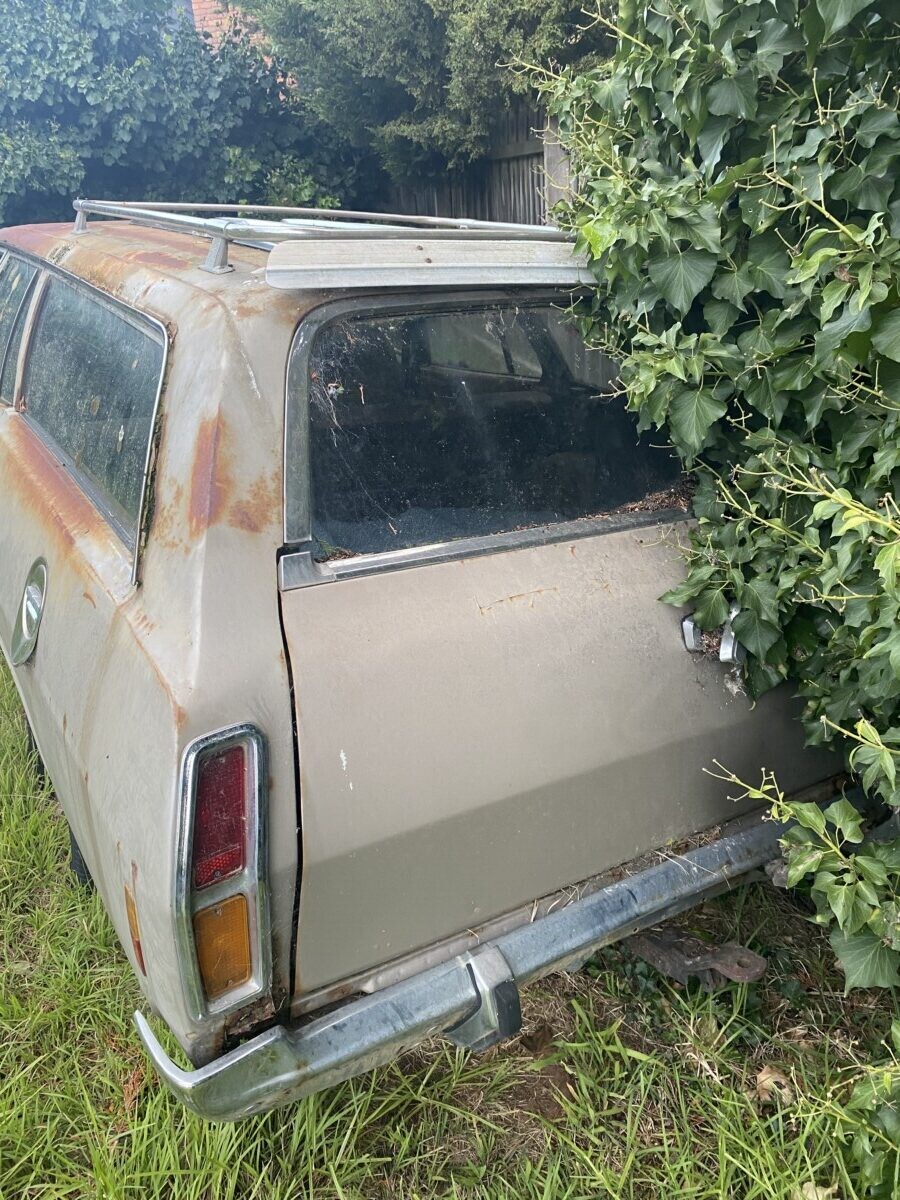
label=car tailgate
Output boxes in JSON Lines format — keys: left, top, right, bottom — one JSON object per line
{"left": 281, "top": 518, "right": 835, "bottom": 995}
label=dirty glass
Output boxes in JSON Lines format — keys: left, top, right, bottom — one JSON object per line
{"left": 22, "top": 277, "right": 164, "bottom": 540}
{"left": 0, "top": 256, "right": 37, "bottom": 405}
{"left": 296, "top": 302, "right": 681, "bottom": 557}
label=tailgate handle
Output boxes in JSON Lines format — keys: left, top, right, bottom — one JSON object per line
{"left": 682, "top": 602, "right": 746, "bottom": 666}
{"left": 11, "top": 558, "right": 48, "bottom": 666}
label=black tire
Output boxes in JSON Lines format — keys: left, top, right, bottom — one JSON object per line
{"left": 24, "top": 719, "right": 48, "bottom": 787}
{"left": 69, "top": 827, "right": 94, "bottom": 890}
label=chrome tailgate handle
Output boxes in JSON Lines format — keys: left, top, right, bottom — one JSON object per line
{"left": 682, "top": 602, "right": 746, "bottom": 665}
{"left": 11, "top": 558, "right": 48, "bottom": 666}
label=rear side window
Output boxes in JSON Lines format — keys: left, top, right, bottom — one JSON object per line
{"left": 0, "top": 255, "right": 37, "bottom": 405}
{"left": 22, "top": 277, "right": 164, "bottom": 541}
{"left": 291, "top": 301, "right": 680, "bottom": 558}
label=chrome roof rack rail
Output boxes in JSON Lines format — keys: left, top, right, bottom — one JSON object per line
{"left": 72, "top": 199, "right": 573, "bottom": 276}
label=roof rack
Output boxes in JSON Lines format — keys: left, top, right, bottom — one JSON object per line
{"left": 72, "top": 199, "right": 575, "bottom": 276}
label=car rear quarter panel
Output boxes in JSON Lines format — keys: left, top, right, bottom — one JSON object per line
{"left": 0, "top": 229, "right": 303, "bottom": 1060}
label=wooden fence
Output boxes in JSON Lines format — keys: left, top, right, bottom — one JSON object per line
{"left": 387, "top": 102, "right": 570, "bottom": 226}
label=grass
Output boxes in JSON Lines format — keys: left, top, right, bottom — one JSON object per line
{"left": 0, "top": 660, "right": 897, "bottom": 1200}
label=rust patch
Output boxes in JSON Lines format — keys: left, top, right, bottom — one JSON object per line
{"left": 150, "top": 480, "right": 185, "bottom": 551}
{"left": 82, "top": 590, "right": 97, "bottom": 608}
{"left": 189, "top": 415, "right": 233, "bottom": 538}
{"left": 62, "top": 713, "right": 67, "bottom": 735}
{"left": 69, "top": 253, "right": 129, "bottom": 297}
{"left": 126, "top": 249, "right": 190, "bottom": 271}
{"left": 228, "top": 469, "right": 280, "bottom": 534}
{"left": 3, "top": 416, "right": 120, "bottom": 565}
{"left": 1, "top": 223, "right": 72, "bottom": 256}
{"left": 132, "top": 610, "right": 156, "bottom": 635}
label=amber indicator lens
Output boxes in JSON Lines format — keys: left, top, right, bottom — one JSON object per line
{"left": 193, "top": 894, "right": 252, "bottom": 1000}
{"left": 192, "top": 744, "right": 247, "bottom": 889}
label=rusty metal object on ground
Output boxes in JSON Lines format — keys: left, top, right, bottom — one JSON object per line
{"left": 627, "top": 928, "right": 767, "bottom": 991}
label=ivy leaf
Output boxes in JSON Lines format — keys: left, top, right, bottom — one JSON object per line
{"left": 748, "top": 233, "right": 791, "bottom": 299}
{"left": 857, "top": 855, "right": 889, "bottom": 887}
{"left": 582, "top": 216, "right": 620, "bottom": 258}
{"left": 692, "top": 586, "right": 729, "bottom": 630}
{"left": 857, "top": 105, "right": 900, "bottom": 148}
{"left": 830, "top": 930, "right": 900, "bottom": 990}
{"left": 819, "top": 279, "right": 850, "bottom": 324}
{"left": 814, "top": 303, "right": 872, "bottom": 364}
{"left": 823, "top": 797, "right": 865, "bottom": 843}
{"left": 707, "top": 157, "right": 763, "bottom": 204}
{"left": 872, "top": 309, "right": 900, "bottom": 363}
{"left": 697, "top": 115, "right": 731, "bottom": 175}
{"left": 756, "top": 19, "right": 804, "bottom": 79}
{"left": 874, "top": 542, "right": 900, "bottom": 596}
{"left": 707, "top": 71, "right": 758, "bottom": 121}
{"left": 815, "top": 0, "right": 877, "bottom": 38}
{"left": 831, "top": 164, "right": 893, "bottom": 213}
{"left": 686, "top": 0, "right": 723, "bottom": 25}
{"left": 660, "top": 568, "right": 713, "bottom": 607}
{"left": 712, "top": 262, "right": 756, "bottom": 310}
{"left": 790, "top": 803, "right": 827, "bottom": 837}
{"left": 649, "top": 250, "right": 717, "bottom": 315}
{"left": 704, "top": 297, "right": 740, "bottom": 336}
{"left": 667, "top": 386, "right": 727, "bottom": 455}
{"left": 740, "top": 575, "right": 780, "bottom": 622}
{"left": 732, "top": 608, "right": 781, "bottom": 659}
{"left": 786, "top": 845, "right": 824, "bottom": 886}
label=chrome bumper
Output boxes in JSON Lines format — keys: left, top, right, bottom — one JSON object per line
{"left": 136, "top": 807, "right": 786, "bottom": 1120}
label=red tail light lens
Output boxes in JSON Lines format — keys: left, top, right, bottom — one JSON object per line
{"left": 192, "top": 744, "right": 247, "bottom": 889}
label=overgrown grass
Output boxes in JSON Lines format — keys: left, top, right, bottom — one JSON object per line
{"left": 0, "top": 659, "right": 897, "bottom": 1199}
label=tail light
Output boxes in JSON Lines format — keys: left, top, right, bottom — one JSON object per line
{"left": 174, "top": 724, "right": 270, "bottom": 1018}
{"left": 192, "top": 745, "right": 247, "bottom": 889}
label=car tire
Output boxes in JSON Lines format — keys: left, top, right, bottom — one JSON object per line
{"left": 24, "top": 719, "right": 48, "bottom": 787}
{"left": 69, "top": 828, "right": 94, "bottom": 890}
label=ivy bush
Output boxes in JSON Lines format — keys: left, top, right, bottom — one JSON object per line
{"left": 533, "top": 0, "right": 900, "bottom": 992}
{"left": 0, "top": 0, "right": 356, "bottom": 225}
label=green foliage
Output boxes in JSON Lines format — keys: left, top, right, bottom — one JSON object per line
{"left": 533, "top": 0, "right": 900, "bottom": 989}
{"left": 239, "top": 0, "right": 611, "bottom": 182}
{"left": 0, "top": 0, "right": 355, "bottom": 224}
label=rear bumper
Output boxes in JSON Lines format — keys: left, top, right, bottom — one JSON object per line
{"left": 136, "top": 805, "right": 790, "bottom": 1120}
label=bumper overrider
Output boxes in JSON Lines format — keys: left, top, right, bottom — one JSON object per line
{"left": 136, "top": 806, "right": 789, "bottom": 1120}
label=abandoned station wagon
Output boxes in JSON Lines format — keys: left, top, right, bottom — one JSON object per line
{"left": 0, "top": 201, "right": 836, "bottom": 1119}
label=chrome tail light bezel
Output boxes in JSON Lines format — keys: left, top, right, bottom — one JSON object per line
{"left": 174, "top": 723, "right": 271, "bottom": 1021}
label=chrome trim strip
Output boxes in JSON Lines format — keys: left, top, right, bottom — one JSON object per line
{"left": 137, "top": 803, "right": 793, "bottom": 1120}
{"left": 0, "top": 240, "right": 169, "bottom": 585}
{"left": 279, "top": 509, "right": 689, "bottom": 590}
{"left": 173, "top": 724, "right": 271, "bottom": 1023}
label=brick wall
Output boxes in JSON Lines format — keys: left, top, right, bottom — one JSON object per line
{"left": 191, "top": 0, "right": 232, "bottom": 40}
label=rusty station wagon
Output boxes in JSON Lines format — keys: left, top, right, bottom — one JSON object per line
{"left": 0, "top": 200, "right": 836, "bottom": 1120}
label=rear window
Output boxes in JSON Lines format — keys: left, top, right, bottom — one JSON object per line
{"left": 290, "top": 300, "right": 681, "bottom": 558}
{"left": 0, "top": 255, "right": 37, "bottom": 405}
{"left": 22, "top": 277, "right": 164, "bottom": 541}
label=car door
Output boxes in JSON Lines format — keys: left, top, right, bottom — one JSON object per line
{"left": 277, "top": 293, "right": 836, "bottom": 995}
{"left": 0, "top": 259, "right": 166, "bottom": 890}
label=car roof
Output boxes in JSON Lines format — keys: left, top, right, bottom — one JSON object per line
{"left": 0, "top": 221, "right": 323, "bottom": 331}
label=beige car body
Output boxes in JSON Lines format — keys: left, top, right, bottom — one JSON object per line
{"left": 0, "top": 211, "right": 835, "bottom": 1116}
